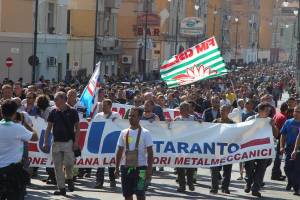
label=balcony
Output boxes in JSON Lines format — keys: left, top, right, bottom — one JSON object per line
{"left": 104, "top": 0, "right": 122, "bottom": 9}
{"left": 96, "top": 36, "right": 122, "bottom": 55}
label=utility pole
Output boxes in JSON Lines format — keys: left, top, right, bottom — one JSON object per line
{"left": 291, "top": 21, "right": 296, "bottom": 64}
{"left": 257, "top": 16, "right": 260, "bottom": 63}
{"left": 296, "top": 0, "right": 300, "bottom": 93}
{"left": 93, "top": 0, "right": 99, "bottom": 71}
{"left": 32, "top": 0, "right": 38, "bottom": 83}
{"left": 143, "top": 0, "right": 149, "bottom": 80}
{"left": 175, "top": 0, "right": 180, "bottom": 54}
{"left": 274, "top": 17, "right": 279, "bottom": 63}
{"left": 213, "top": 5, "right": 217, "bottom": 36}
{"left": 234, "top": 18, "right": 239, "bottom": 62}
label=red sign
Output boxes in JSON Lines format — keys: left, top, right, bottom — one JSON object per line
{"left": 5, "top": 57, "right": 13, "bottom": 68}
{"left": 137, "top": 13, "right": 160, "bottom": 26}
{"left": 136, "top": 26, "right": 160, "bottom": 36}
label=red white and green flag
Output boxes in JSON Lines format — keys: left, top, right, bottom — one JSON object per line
{"left": 160, "top": 37, "right": 227, "bottom": 88}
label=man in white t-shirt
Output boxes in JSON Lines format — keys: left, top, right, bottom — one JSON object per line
{"left": 115, "top": 107, "right": 153, "bottom": 200}
{"left": 94, "top": 99, "right": 121, "bottom": 189}
{"left": 0, "top": 99, "right": 38, "bottom": 199}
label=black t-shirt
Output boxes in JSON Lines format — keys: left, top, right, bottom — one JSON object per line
{"left": 48, "top": 106, "right": 79, "bottom": 142}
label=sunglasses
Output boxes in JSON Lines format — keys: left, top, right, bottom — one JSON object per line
{"left": 27, "top": 96, "right": 34, "bottom": 99}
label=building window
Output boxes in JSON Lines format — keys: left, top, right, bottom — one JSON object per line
{"left": 105, "top": 65, "right": 108, "bottom": 74}
{"left": 280, "top": 28, "right": 284, "bottom": 36}
{"left": 67, "top": 10, "right": 70, "bottom": 34}
{"left": 104, "top": 8, "right": 111, "bottom": 35}
{"left": 48, "top": 3, "right": 55, "bottom": 34}
{"left": 66, "top": 53, "right": 70, "bottom": 70}
{"left": 112, "top": 65, "right": 115, "bottom": 75}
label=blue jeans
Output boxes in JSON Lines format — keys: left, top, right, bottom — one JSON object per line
{"left": 284, "top": 145, "right": 300, "bottom": 191}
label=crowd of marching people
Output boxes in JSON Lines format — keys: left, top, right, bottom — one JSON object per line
{"left": 0, "top": 63, "right": 300, "bottom": 199}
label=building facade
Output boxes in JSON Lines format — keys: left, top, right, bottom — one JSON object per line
{"left": 271, "top": 0, "right": 299, "bottom": 63}
{"left": 67, "top": 0, "right": 122, "bottom": 79}
{"left": 0, "top": 0, "right": 68, "bottom": 83}
{"left": 117, "top": 0, "right": 198, "bottom": 80}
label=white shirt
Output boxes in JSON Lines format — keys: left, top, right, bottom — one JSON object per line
{"left": 229, "top": 107, "right": 244, "bottom": 123}
{"left": 94, "top": 111, "right": 121, "bottom": 120}
{"left": 117, "top": 127, "right": 153, "bottom": 167}
{"left": 220, "top": 99, "right": 231, "bottom": 107}
{"left": 0, "top": 120, "right": 33, "bottom": 168}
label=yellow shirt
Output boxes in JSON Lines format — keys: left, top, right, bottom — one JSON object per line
{"left": 226, "top": 93, "right": 237, "bottom": 104}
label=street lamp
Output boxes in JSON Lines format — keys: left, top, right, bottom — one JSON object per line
{"left": 32, "top": 0, "right": 39, "bottom": 83}
{"left": 282, "top": 1, "right": 289, "bottom": 7}
{"left": 168, "top": 0, "right": 180, "bottom": 54}
{"left": 194, "top": 4, "right": 199, "bottom": 11}
{"left": 296, "top": 0, "right": 300, "bottom": 93}
{"left": 234, "top": 17, "right": 239, "bottom": 64}
{"left": 213, "top": 6, "right": 218, "bottom": 35}
{"left": 93, "top": 0, "right": 99, "bottom": 71}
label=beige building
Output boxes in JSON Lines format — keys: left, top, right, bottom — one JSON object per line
{"left": 117, "top": 0, "right": 198, "bottom": 80}
{"left": 67, "top": 0, "right": 122, "bottom": 79}
{"left": 271, "top": 0, "right": 299, "bottom": 63}
{"left": 206, "top": 0, "right": 274, "bottom": 64}
{"left": 0, "top": 0, "right": 68, "bottom": 83}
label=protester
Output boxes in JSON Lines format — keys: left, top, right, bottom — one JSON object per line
{"left": 290, "top": 132, "right": 300, "bottom": 196}
{"left": 175, "top": 102, "right": 197, "bottom": 192}
{"left": 280, "top": 105, "right": 300, "bottom": 196}
{"left": 94, "top": 99, "right": 121, "bottom": 189}
{"left": 244, "top": 103, "right": 279, "bottom": 197}
{"left": 271, "top": 102, "right": 288, "bottom": 181}
{"left": 115, "top": 107, "right": 153, "bottom": 200}
{"left": 210, "top": 105, "right": 234, "bottom": 194}
{"left": 43, "top": 92, "right": 80, "bottom": 195}
{"left": 0, "top": 100, "right": 38, "bottom": 199}
{"left": 141, "top": 100, "right": 160, "bottom": 122}
{"left": 202, "top": 96, "right": 221, "bottom": 122}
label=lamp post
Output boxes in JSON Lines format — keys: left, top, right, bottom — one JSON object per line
{"left": 194, "top": 4, "right": 199, "bottom": 13}
{"left": 168, "top": 0, "right": 180, "bottom": 54}
{"left": 295, "top": 2, "right": 300, "bottom": 93}
{"left": 257, "top": 16, "right": 260, "bottom": 63}
{"left": 213, "top": 6, "right": 218, "bottom": 36}
{"left": 32, "top": 0, "right": 39, "bottom": 83}
{"left": 234, "top": 17, "right": 239, "bottom": 63}
{"left": 175, "top": 0, "right": 180, "bottom": 54}
{"left": 93, "top": 0, "right": 99, "bottom": 71}
{"left": 143, "top": 0, "right": 149, "bottom": 80}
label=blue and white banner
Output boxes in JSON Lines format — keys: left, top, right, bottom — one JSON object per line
{"left": 28, "top": 117, "right": 275, "bottom": 168}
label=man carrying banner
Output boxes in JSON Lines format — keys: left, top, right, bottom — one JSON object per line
{"left": 175, "top": 102, "right": 198, "bottom": 192}
{"left": 94, "top": 99, "right": 121, "bottom": 189}
{"left": 210, "top": 105, "right": 234, "bottom": 194}
{"left": 244, "top": 103, "right": 279, "bottom": 197}
{"left": 43, "top": 92, "right": 80, "bottom": 196}
{"left": 115, "top": 107, "right": 153, "bottom": 200}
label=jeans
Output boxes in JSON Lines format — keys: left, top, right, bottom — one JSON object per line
{"left": 284, "top": 145, "right": 300, "bottom": 191}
